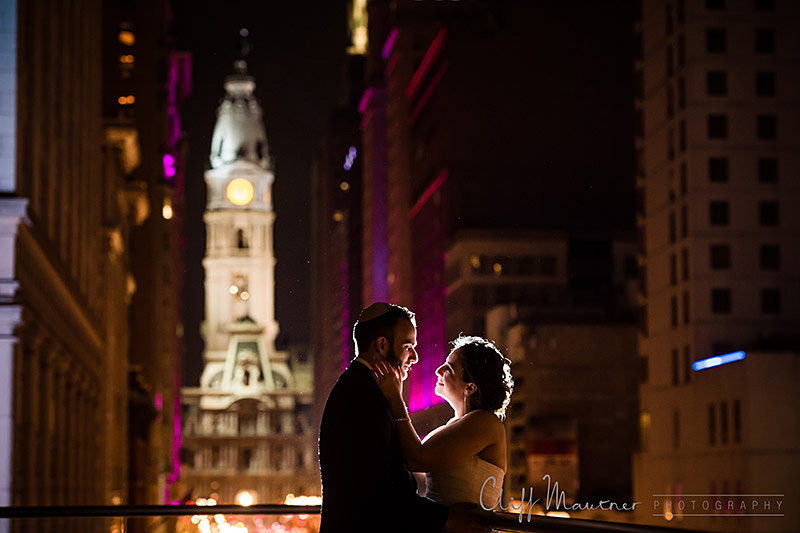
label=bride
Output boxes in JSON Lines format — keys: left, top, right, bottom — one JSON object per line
{"left": 372, "top": 335, "right": 513, "bottom": 508}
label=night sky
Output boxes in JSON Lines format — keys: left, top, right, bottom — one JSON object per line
{"left": 173, "top": 0, "right": 348, "bottom": 384}
{"left": 172, "top": 0, "right": 635, "bottom": 385}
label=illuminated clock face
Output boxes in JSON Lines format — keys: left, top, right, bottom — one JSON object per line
{"left": 226, "top": 178, "right": 254, "bottom": 206}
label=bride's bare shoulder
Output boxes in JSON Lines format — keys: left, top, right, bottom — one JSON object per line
{"left": 461, "top": 410, "right": 505, "bottom": 433}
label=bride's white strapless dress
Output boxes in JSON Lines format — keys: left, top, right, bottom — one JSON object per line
{"left": 425, "top": 455, "right": 505, "bottom": 508}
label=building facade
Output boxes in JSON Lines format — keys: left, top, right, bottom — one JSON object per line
{"left": 181, "top": 54, "right": 317, "bottom": 505}
{"left": 633, "top": 1, "right": 800, "bottom": 530}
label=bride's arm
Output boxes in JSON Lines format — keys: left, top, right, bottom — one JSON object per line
{"left": 373, "top": 360, "right": 501, "bottom": 472}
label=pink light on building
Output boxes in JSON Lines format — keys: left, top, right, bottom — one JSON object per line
{"left": 406, "top": 28, "right": 447, "bottom": 100}
{"left": 408, "top": 169, "right": 450, "bottom": 412}
{"left": 409, "top": 170, "right": 449, "bottom": 220}
{"left": 358, "top": 87, "right": 374, "bottom": 114}
{"left": 382, "top": 28, "right": 399, "bottom": 60}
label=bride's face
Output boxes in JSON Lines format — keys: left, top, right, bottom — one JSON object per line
{"left": 434, "top": 349, "right": 470, "bottom": 403}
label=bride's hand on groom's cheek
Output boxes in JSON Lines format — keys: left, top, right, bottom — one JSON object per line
{"left": 372, "top": 360, "right": 402, "bottom": 397}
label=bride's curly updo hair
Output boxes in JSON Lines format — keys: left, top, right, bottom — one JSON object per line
{"left": 452, "top": 335, "right": 514, "bottom": 420}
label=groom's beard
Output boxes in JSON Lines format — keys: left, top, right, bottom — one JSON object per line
{"left": 384, "top": 342, "right": 409, "bottom": 381}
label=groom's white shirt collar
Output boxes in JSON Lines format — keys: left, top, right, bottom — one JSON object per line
{"left": 354, "top": 357, "right": 372, "bottom": 370}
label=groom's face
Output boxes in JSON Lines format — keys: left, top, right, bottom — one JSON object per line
{"left": 380, "top": 318, "right": 418, "bottom": 381}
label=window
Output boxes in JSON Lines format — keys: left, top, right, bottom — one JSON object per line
{"left": 668, "top": 127, "right": 676, "bottom": 160}
{"left": 712, "top": 288, "right": 732, "bottom": 313}
{"left": 707, "top": 71, "right": 727, "bottom": 95}
{"left": 721, "top": 402, "right": 729, "bottom": 445}
{"left": 710, "top": 201, "right": 729, "bottom": 226}
{"left": 706, "top": 0, "right": 725, "bottom": 8}
{"left": 680, "top": 205, "right": 688, "bottom": 237}
{"left": 672, "top": 349, "right": 680, "bottom": 385}
{"left": 710, "top": 244, "right": 731, "bottom": 270}
{"left": 708, "top": 114, "right": 728, "bottom": 138}
{"left": 678, "top": 34, "right": 685, "bottom": 66}
{"left": 678, "top": 78, "right": 686, "bottom": 109}
{"left": 758, "top": 158, "right": 778, "bottom": 183}
{"left": 756, "top": 71, "right": 776, "bottom": 96}
{"left": 709, "top": 404, "right": 716, "bottom": 446}
{"left": 681, "top": 248, "right": 689, "bottom": 280}
{"left": 759, "top": 201, "right": 779, "bottom": 226}
{"left": 760, "top": 244, "right": 780, "bottom": 270}
{"left": 671, "top": 296, "right": 678, "bottom": 328}
{"left": 761, "top": 288, "right": 781, "bottom": 314}
{"left": 679, "top": 120, "right": 687, "bottom": 151}
{"left": 683, "top": 291, "right": 690, "bottom": 324}
{"left": 666, "top": 46, "right": 674, "bottom": 77}
{"left": 670, "top": 254, "right": 678, "bottom": 285}
{"left": 709, "top": 157, "right": 728, "bottom": 182}
{"left": 757, "top": 115, "right": 777, "bottom": 140}
{"left": 755, "top": 29, "right": 774, "bottom": 53}
{"left": 706, "top": 28, "right": 726, "bottom": 53}
{"left": 667, "top": 86, "right": 674, "bottom": 117}
{"left": 756, "top": 0, "right": 773, "bottom": 8}
{"left": 666, "top": 4, "right": 674, "bottom": 35}
{"left": 683, "top": 346, "right": 692, "bottom": 383}
{"left": 669, "top": 212, "right": 677, "bottom": 243}
{"left": 680, "top": 162, "right": 687, "bottom": 195}
{"left": 733, "top": 400, "right": 741, "bottom": 443}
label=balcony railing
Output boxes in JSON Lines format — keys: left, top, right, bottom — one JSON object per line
{"left": 0, "top": 505, "right": 707, "bottom": 532}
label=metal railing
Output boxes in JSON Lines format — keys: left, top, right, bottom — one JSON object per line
{"left": 0, "top": 505, "right": 708, "bottom": 532}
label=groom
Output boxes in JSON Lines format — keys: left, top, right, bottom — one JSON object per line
{"left": 318, "top": 303, "right": 487, "bottom": 532}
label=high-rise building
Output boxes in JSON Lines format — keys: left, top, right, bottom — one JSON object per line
{"left": 633, "top": 1, "right": 800, "bottom": 530}
{"left": 311, "top": 1, "right": 367, "bottom": 433}
{"left": 0, "top": 0, "right": 162, "bottom": 515}
{"left": 181, "top": 51, "right": 317, "bottom": 505}
{"left": 360, "top": 0, "right": 636, "bottom": 417}
{"left": 103, "top": 0, "right": 192, "bottom": 507}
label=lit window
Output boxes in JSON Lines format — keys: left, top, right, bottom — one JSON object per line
{"left": 161, "top": 197, "right": 173, "bottom": 220}
{"left": 118, "top": 30, "right": 135, "bottom": 46}
{"left": 339, "top": 181, "right": 350, "bottom": 191}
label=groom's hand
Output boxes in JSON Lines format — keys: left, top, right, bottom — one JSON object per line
{"left": 443, "top": 502, "right": 491, "bottom": 532}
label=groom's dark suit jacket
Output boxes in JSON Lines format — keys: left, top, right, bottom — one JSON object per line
{"left": 318, "top": 361, "right": 449, "bottom": 533}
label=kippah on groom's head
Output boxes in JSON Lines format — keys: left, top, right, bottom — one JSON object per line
{"left": 352, "top": 303, "right": 415, "bottom": 355}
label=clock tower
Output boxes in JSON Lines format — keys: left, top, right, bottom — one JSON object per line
{"left": 202, "top": 56, "right": 279, "bottom": 360}
{"left": 181, "top": 41, "right": 318, "bottom": 507}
